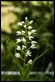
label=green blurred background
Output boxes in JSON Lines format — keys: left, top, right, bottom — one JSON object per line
{"left": 1, "top": 1, "right": 54, "bottom": 81}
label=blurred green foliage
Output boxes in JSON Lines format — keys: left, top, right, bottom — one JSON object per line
{"left": 1, "top": 1, "right": 54, "bottom": 81}
{"left": 1, "top": 74, "right": 54, "bottom": 81}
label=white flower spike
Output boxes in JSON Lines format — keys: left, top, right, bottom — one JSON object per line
{"left": 16, "top": 17, "right": 37, "bottom": 68}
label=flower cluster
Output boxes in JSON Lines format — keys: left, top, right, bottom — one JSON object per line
{"left": 15, "top": 17, "right": 37, "bottom": 65}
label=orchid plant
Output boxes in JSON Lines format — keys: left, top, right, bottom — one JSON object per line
{"left": 7, "top": 17, "right": 48, "bottom": 81}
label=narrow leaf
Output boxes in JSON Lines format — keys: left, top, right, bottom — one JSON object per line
{"left": 32, "top": 49, "right": 48, "bottom": 65}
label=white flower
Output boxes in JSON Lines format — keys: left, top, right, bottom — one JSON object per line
{"left": 21, "top": 30, "right": 25, "bottom": 35}
{"left": 16, "top": 39, "right": 21, "bottom": 43}
{"left": 26, "top": 50, "right": 32, "bottom": 57}
{"left": 15, "top": 53, "right": 20, "bottom": 58}
{"left": 30, "top": 40, "right": 37, "bottom": 48}
{"left": 28, "top": 26, "right": 33, "bottom": 30}
{"left": 29, "top": 20, "right": 33, "bottom": 24}
{"left": 21, "top": 21, "right": 25, "bottom": 24}
{"left": 29, "top": 36, "right": 34, "bottom": 40}
{"left": 22, "top": 45, "right": 26, "bottom": 50}
{"left": 28, "top": 59, "right": 32, "bottom": 64}
{"left": 22, "top": 37, "right": 26, "bottom": 42}
{"left": 30, "top": 43, "right": 36, "bottom": 49}
{"left": 24, "top": 25, "right": 26, "bottom": 28}
{"left": 31, "top": 30, "right": 36, "bottom": 33}
{"left": 25, "top": 17, "right": 28, "bottom": 20}
{"left": 18, "top": 22, "right": 23, "bottom": 26}
{"left": 16, "top": 31, "right": 21, "bottom": 35}
{"left": 31, "top": 41, "right": 37, "bottom": 44}
{"left": 16, "top": 46, "right": 21, "bottom": 50}
{"left": 28, "top": 31, "right": 32, "bottom": 35}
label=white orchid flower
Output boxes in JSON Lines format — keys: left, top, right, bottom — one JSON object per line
{"left": 28, "top": 26, "right": 33, "bottom": 30}
{"left": 22, "top": 37, "right": 26, "bottom": 42}
{"left": 15, "top": 53, "right": 20, "bottom": 58}
{"left": 16, "top": 39, "right": 21, "bottom": 43}
{"left": 31, "top": 30, "right": 36, "bottom": 33}
{"left": 30, "top": 43, "right": 36, "bottom": 49}
{"left": 29, "top": 20, "right": 33, "bottom": 24}
{"left": 28, "top": 59, "right": 32, "bottom": 64}
{"left": 16, "top": 31, "right": 21, "bottom": 35}
{"left": 16, "top": 46, "right": 21, "bottom": 50}
{"left": 18, "top": 22, "right": 23, "bottom": 26}
{"left": 31, "top": 41, "right": 37, "bottom": 44}
{"left": 22, "top": 45, "right": 26, "bottom": 50}
{"left": 26, "top": 50, "right": 32, "bottom": 57}
{"left": 25, "top": 17, "right": 28, "bottom": 20}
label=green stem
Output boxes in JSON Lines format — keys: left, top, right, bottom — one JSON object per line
{"left": 21, "top": 22, "right": 29, "bottom": 81}
{"left": 21, "top": 49, "right": 25, "bottom": 55}
{"left": 20, "top": 57, "right": 25, "bottom": 61}
{"left": 33, "top": 49, "right": 48, "bottom": 65}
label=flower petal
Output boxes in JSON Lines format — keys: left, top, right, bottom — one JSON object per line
{"left": 15, "top": 53, "right": 20, "bottom": 58}
{"left": 26, "top": 50, "right": 32, "bottom": 57}
{"left": 31, "top": 30, "right": 36, "bottom": 33}
{"left": 16, "top": 31, "right": 21, "bottom": 35}
{"left": 31, "top": 41, "right": 37, "bottom": 44}
{"left": 28, "top": 31, "right": 32, "bottom": 35}
{"left": 30, "top": 44, "right": 36, "bottom": 49}
{"left": 16, "top": 39, "right": 21, "bottom": 43}
{"left": 28, "top": 26, "right": 33, "bottom": 30}
{"left": 29, "top": 20, "right": 33, "bottom": 24}
{"left": 24, "top": 25, "right": 26, "bottom": 28}
{"left": 21, "top": 30, "right": 25, "bottom": 35}
{"left": 29, "top": 36, "right": 34, "bottom": 40}
{"left": 22, "top": 37, "right": 26, "bottom": 42}
{"left": 22, "top": 45, "right": 26, "bottom": 50}
{"left": 25, "top": 17, "right": 28, "bottom": 20}
{"left": 21, "top": 21, "right": 25, "bottom": 24}
{"left": 18, "top": 22, "right": 23, "bottom": 26}
{"left": 16, "top": 46, "right": 21, "bottom": 50}
{"left": 28, "top": 59, "right": 32, "bottom": 64}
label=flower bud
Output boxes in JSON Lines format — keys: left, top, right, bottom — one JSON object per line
{"left": 15, "top": 53, "right": 20, "bottom": 58}
{"left": 29, "top": 20, "right": 33, "bottom": 24}
{"left": 25, "top": 17, "right": 28, "bottom": 20}
{"left": 28, "top": 59, "right": 32, "bottom": 64}
{"left": 18, "top": 22, "right": 23, "bottom": 26}
{"left": 16, "top": 46, "right": 21, "bottom": 50}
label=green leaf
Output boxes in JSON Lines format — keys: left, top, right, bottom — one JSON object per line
{"left": 23, "top": 64, "right": 30, "bottom": 81}
{"left": 13, "top": 58, "right": 23, "bottom": 74}
{"left": 6, "top": 39, "right": 23, "bottom": 77}
{"left": 6, "top": 38, "right": 14, "bottom": 58}
{"left": 32, "top": 49, "right": 48, "bottom": 65}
